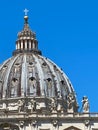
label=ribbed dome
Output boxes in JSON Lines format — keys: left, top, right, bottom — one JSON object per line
{"left": 0, "top": 53, "right": 75, "bottom": 98}
{"left": 0, "top": 14, "right": 78, "bottom": 113}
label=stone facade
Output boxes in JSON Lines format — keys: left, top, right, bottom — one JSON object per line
{"left": 0, "top": 109, "right": 98, "bottom": 130}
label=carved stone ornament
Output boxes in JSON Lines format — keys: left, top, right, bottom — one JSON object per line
{"left": 30, "top": 98, "right": 37, "bottom": 112}
{"left": 19, "top": 121, "right": 24, "bottom": 128}
{"left": 17, "top": 99, "right": 24, "bottom": 113}
{"left": 31, "top": 120, "right": 37, "bottom": 127}
{"left": 50, "top": 98, "right": 57, "bottom": 112}
{"left": 67, "top": 93, "right": 75, "bottom": 112}
{"left": 52, "top": 120, "right": 58, "bottom": 127}
{"left": 57, "top": 103, "right": 62, "bottom": 112}
{"left": 84, "top": 120, "right": 90, "bottom": 126}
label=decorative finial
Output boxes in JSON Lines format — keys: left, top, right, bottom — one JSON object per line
{"left": 24, "top": 8, "right": 29, "bottom": 16}
{"left": 24, "top": 8, "right": 29, "bottom": 24}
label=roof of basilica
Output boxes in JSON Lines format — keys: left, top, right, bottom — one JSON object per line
{"left": 0, "top": 14, "right": 78, "bottom": 112}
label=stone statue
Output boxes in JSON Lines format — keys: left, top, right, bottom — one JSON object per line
{"left": 50, "top": 98, "right": 57, "bottom": 112}
{"left": 52, "top": 120, "right": 58, "bottom": 127}
{"left": 14, "top": 65, "right": 20, "bottom": 73}
{"left": 82, "top": 96, "right": 89, "bottom": 113}
{"left": 31, "top": 120, "right": 37, "bottom": 127}
{"left": 29, "top": 77, "right": 37, "bottom": 96}
{"left": 67, "top": 93, "right": 75, "bottom": 110}
{"left": 30, "top": 98, "right": 37, "bottom": 113}
{"left": 11, "top": 78, "right": 18, "bottom": 97}
{"left": 19, "top": 121, "right": 24, "bottom": 128}
{"left": 17, "top": 99, "right": 24, "bottom": 113}
{"left": 46, "top": 78, "right": 52, "bottom": 97}
{"left": 57, "top": 91, "right": 61, "bottom": 98}
{"left": 57, "top": 102, "right": 62, "bottom": 112}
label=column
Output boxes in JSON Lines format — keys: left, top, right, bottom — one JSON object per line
{"left": 33, "top": 41, "right": 35, "bottom": 49}
{"left": 25, "top": 40, "right": 27, "bottom": 49}
{"left": 21, "top": 40, "right": 23, "bottom": 49}
{"left": 23, "top": 40, "right": 25, "bottom": 49}
{"left": 29, "top": 40, "right": 31, "bottom": 49}
{"left": 17, "top": 41, "right": 20, "bottom": 49}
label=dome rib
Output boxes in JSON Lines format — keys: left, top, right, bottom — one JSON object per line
{"left": 3, "top": 55, "right": 19, "bottom": 98}
{"left": 0, "top": 58, "right": 12, "bottom": 71}
{"left": 21, "top": 54, "right": 28, "bottom": 97}
{"left": 33, "top": 55, "right": 45, "bottom": 96}
{"left": 40, "top": 56, "right": 60, "bottom": 97}
{"left": 47, "top": 58, "right": 75, "bottom": 94}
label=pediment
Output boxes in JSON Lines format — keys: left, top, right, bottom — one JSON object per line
{"left": 39, "top": 129, "right": 50, "bottom": 130}
{"left": 64, "top": 126, "right": 81, "bottom": 130}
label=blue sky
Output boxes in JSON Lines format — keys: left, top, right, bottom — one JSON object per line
{"left": 0, "top": 0, "right": 98, "bottom": 112}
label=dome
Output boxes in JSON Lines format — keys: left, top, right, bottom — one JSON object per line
{"left": 0, "top": 15, "right": 78, "bottom": 113}
{"left": 0, "top": 54, "right": 74, "bottom": 98}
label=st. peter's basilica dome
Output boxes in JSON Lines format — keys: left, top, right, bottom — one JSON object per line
{"left": 0, "top": 15, "right": 78, "bottom": 113}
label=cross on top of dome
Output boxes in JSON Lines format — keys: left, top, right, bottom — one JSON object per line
{"left": 24, "top": 9, "right": 29, "bottom": 24}
{"left": 24, "top": 8, "right": 29, "bottom": 16}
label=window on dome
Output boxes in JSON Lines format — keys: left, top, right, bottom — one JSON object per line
{"left": 47, "top": 78, "right": 51, "bottom": 82}
{"left": 3, "top": 65, "right": 7, "bottom": 69}
{"left": 15, "top": 63, "right": 20, "bottom": 66}
{"left": 42, "top": 62, "right": 47, "bottom": 67}
{"left": 61, "top": 80, "right": 65, "bottom": 85}
{"left": 29, "top": 62, "right": 33, "bottom": 65}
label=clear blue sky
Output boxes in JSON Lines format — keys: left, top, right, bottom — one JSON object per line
{"left": 0, "top": 0, "right": 98, "bottom": 112}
